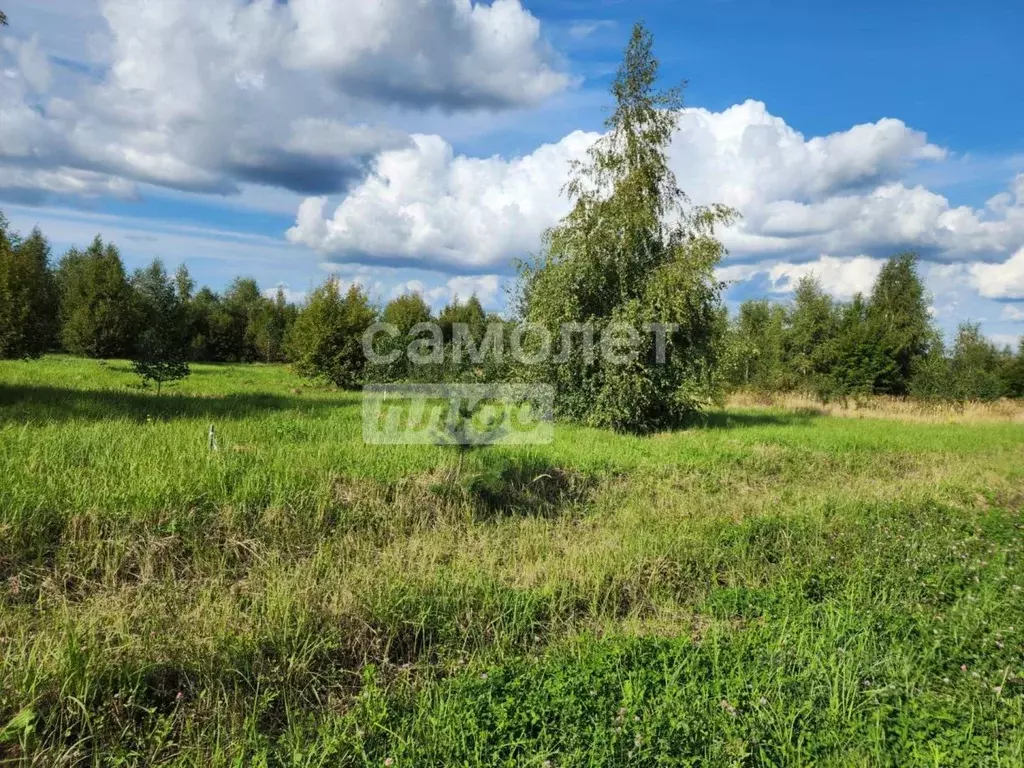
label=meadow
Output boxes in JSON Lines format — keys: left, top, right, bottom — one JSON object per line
{"left": 1, "top": 356, "right": 1024, "bottom": 766}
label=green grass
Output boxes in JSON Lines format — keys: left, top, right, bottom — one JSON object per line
{"left": 1, "top": 356, "right": 1023, "bottom": 766}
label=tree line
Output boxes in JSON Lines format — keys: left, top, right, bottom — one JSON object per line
{"left": 723, "top": 254, "right": 1024, "bottom": 403}
{"left": 2, "top": 23, "right": 1022, "bottom": 424}
{"left": 0, "top": 215, "right": 299, "bottom": 387}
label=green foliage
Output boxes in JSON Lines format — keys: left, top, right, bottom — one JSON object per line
{"left": 948, "top": 322, "right": 1005, "bottom": 401}
{"left": 866, "top": 252, "right": 933, "bottom": 395}
{"left": 181, "top": 278, "right": 295, "bottom": 363}
{"left": 724, "top": 253, "right": 1024, "bottom": 403}
{"left": 723, "top": 300, "right": 787, "bottom": 390}
{"left": 381, "top": 292, "right": 433, "bottom": 335}
{"left": 251, "top": 286, "right": 297, "bottom": 363}
{"left": 438, "top": 294, "right": 486, "bottom": 343}
{"left": 439, "top": 295, "right": 507, "bottom": 382}
{"left": 57, "top": 236, "right": 138, "bottom": 358}
{"left": 518, "top": 22, "right": 736, "bottom": 432}
{"left": 130, "top": 259, "right": 190, "bottom": 393}
{"left": 0, "top": 208, "right": 303, "bottom": 366}
{"left": 289, "top": 277, "right": 377, "bottom": 388}
{"left": 1004, "top": 339, "right": 1024, "bottom": 397}
{"left": 221, "top": 277, "right": 265, "bottom": 362}
{"left": 367, "top": 292, "right": 436, "bottom": 383}
{"left": 910, "top": 325, "right": 1018, "bottom": 403}
{"left": 173, "top": 263, "right": 194, "bottom": 303}
{"left": 0, "top": 219, "right": 58, "bottom": 359}
{"left": 822, "top": 293, "right": 882, "bottom": 400}
{"left": 785, "top": 276, "right": 837, "bottom": 393}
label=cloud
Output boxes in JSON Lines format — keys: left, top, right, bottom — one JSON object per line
{"left": 1001, "top": 305, "right": 1024, "bottom": 322}
{"left": 262, "top": 283, "right": 308, "bottom": 305}
{"left": 287, "top": 131, "right": 598, "bottom": 270}
{"left": 989, "top": 333, "right": 1022, "bottom": 350}
{"left": 290, "top": 100, "right": 1024, "bottom": 275}
{"left": 0, "top": 0, "right": 567, "bottom": 201}
{"left": 968, "top": 247, "right": 1024, "bottom": 299}
{"left": 1, "top": 202, "right": 310, "bottom": 279}
{"left": 391, "top": 274, "right": 505, "bottom": 308}
{"left": 764, "top": 255, "right": 885, "bottom": 299}
{"left": 715, "top": 255, "right": 884, "bottom": 300}
{"left": 287, "top": 0, "right": 569, "bottom": 109}
{"left": 713, "top": 256, "right": 1024, "bottom": 344}
{"left": 3, "top": 35, "right": 52, "bottom": 92}
{"left": 568, "top": 20, "right": 616, "bottom": 40}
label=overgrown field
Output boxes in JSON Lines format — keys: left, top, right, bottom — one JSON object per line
{"left": 2, "top": 357, "right": 1024, "bottom": 766}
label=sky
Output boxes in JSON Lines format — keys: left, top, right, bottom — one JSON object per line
{"left": 1, "top": 0, "right": 1023, "bottom": 346}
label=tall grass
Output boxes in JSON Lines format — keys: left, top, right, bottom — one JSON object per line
{"left": 1, "top": 356, "right": 1023, "bottom": 765}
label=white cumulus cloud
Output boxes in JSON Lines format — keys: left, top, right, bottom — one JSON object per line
{"left": 716, "top": 255, "right": 885, "bottom": 300}
{"left": 391, "top": 274, "right": 504, "bottom": 308}
{"left": 289, "top": 100, "right": 1024, "bottom": 275}
{"left": 288, "top": 131, "right": 597, "bottom": 269}
{"left": 0, "top": 0, "right": 567, "bottom": 201}
{"left": 765, "top": 255, "right": 885, "bottom": 299}
{"left": 969, "top": 247, "right": 1024, "bottom": 299}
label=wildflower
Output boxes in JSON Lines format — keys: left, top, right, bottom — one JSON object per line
{"left": 384, "top": 759, "right": 394, "bottom": 767}
{"left": 480, "top": 672, "right": 488, "bottom": 680}
{"left": 175, "top": 691, "right": 184, "bottom": 701}
{"left": 961, "top": 664, "right": 968, "bottom": 672}
{"left": 994, "top": 686, "right": 1003, "bottom": 695}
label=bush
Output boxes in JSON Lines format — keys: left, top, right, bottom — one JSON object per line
{"left": 289, "top": 278, "right": 376, "bottom": 388}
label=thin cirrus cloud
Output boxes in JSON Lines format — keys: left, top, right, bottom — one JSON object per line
{"left": 0, "top": 0, "right": 569, "bottom": 202}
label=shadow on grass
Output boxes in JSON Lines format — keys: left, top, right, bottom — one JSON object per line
{"left": 0, "top": 383, "right": 357, "bottom": 424}
{"left": 685, "top": 408, "right": 822, "bottom": 430}
{"left": 461, "top": 454, "right": 598, "bottom": 520}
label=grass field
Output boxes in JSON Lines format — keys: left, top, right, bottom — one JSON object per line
{"left": 2, "top": 356, "right": 1024, "bottom": 766}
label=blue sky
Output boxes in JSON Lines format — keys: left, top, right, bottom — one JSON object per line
{"left": 1, "top": 0, "right": 1023, "bottom": 345}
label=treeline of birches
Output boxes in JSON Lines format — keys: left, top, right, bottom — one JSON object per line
{"left": 721, "top": 253, "right": 1024, "bottom": 402}
{"left": 2, "top": 213, "right": 1023, "bottom": 401}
